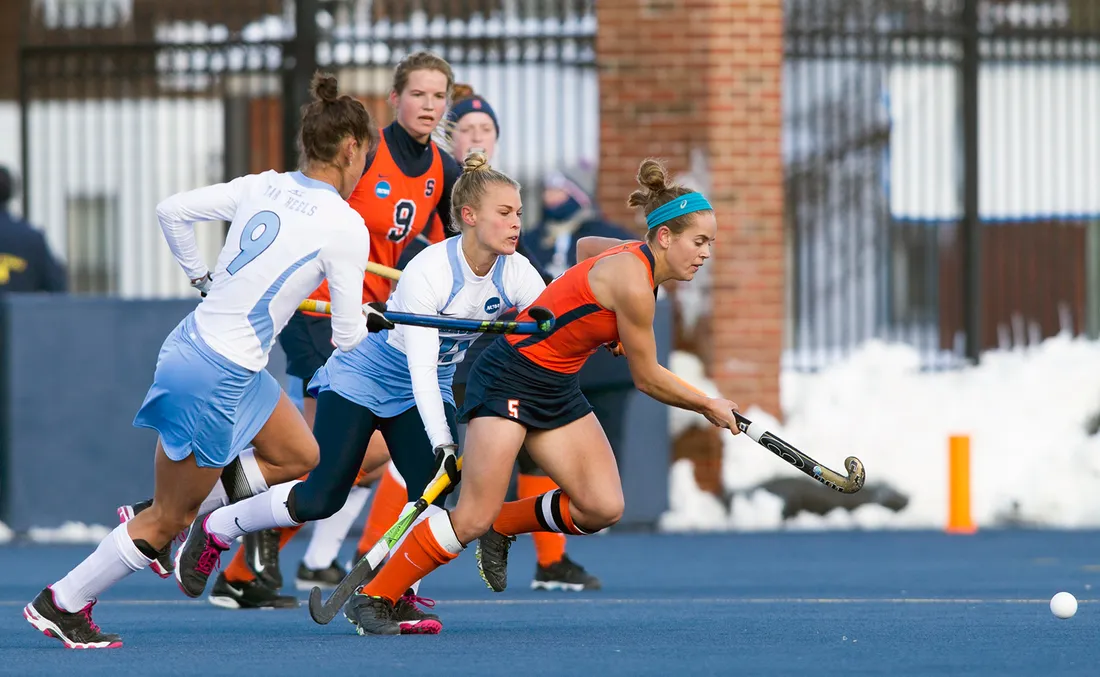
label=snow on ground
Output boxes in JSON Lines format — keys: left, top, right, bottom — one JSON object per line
{"left": 662, "top": 333, "right": 1100, "bottom": 531}
{"left": 25, "top": 523, "right": 112, "bottom": 544}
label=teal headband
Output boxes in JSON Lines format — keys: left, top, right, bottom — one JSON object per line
{"left": 646, "top": 192, "right": 713, "bottom": 229}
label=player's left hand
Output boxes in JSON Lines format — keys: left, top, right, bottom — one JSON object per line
{"left": 429, "top": 443, "right": 461, "bottom": 496}
{"left": 363, "top": 301, "right": 395, "bottom": 332}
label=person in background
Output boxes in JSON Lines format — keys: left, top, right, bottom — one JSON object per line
{"left": 523, "top": 167, "right": 636, "bottom": 280}
{"left": 0, "top": 166, "right": 66, "bottom": 293}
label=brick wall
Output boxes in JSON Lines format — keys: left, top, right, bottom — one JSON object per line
{"left": 597, "top": 1, "right": 784, "bottom": 419}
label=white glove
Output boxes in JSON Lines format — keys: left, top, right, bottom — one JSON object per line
{"left": 191, "top": 272, "right": 213, "bottom": 297}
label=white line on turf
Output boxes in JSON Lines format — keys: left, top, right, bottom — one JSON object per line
{"left": 1, "top": 597, "right": 1093, "bottom": 607}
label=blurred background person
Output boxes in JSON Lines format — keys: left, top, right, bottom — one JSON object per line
{"left": 0, "top": 166, "right": 66, "bottom": 293}
{"left": 522, "top": 166, "right": 635, "bottom": 280}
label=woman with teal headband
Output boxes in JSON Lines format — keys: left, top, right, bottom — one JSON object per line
{"left": 349, "top": 157, "right": 742, "bottom": 635}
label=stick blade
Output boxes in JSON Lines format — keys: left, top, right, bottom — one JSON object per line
{"left": 527, "top": 306, "right": 556, "bottom": 333}
{"left": 307, "top": 586, "right": 336, "bottom": 624}
{"left": 307, "top": 560, "right": 375, "bottom": 625}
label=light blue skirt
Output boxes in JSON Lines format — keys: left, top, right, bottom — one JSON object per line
{"left": 133, "top": 313, "right": 281, "bottom": 468}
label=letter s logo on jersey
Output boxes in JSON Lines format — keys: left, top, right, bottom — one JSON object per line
{"left": 484, "top": 297, "right": 501, "bottom": 314}
{"left": 375, "top": 181, "right": 391, "bottom": 199}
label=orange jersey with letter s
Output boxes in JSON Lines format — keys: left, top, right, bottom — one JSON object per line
{"left": 306, "top": 133, "right": 444, "bottom": 307}
{"left": 507, "top": 241, "right": 656, "bottom": 374}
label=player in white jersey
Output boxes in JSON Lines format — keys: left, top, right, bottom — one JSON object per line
{"left": 171, "top": 150, "right": 544, "bottom": 634}
{"left": 23, "top": 72, "right": 390, "bottom": 649}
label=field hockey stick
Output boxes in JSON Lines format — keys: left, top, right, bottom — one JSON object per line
{"left": 297, "top": 300, "right": 556, "bottom": 335}
{"left": 365, "top": 261, "right": 401, "bottom": 281}
{"left": 732, "top": 411, "right": 865, "bottom": 494}
{"left": 673, "top": 375, "right": 865, "bottom": 494}
{"left": 307, "top": 456, "right": 463, "bottom": 625}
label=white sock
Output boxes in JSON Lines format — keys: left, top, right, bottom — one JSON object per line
{"left": 198, "top": 480, "right": 230, "bottom": 516}
{"left": 237, "top": 448, "right": 269, "bottom": 495}
{"left": 302, "top": 486, "right": 371, "bottom": 571}
{"left": 204, "top": 481, "right": 300, "bottom": 543}
{"left": 51, "top": 524, "right": 153, "bottom": 613}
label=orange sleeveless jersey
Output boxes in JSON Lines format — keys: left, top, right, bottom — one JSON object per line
{"left": 304, "top": 133, "right": 445, "bottom": 311}
{"left": 507, "top": 241, "right": 656, "bottom": 374}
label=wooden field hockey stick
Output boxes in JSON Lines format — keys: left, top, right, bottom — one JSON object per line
{"left": 365, "top": 261, "right": 401, "bottom": 281}
{"left": 296, "top": 300, "right": 557, "bottom": 335}
{"left": 307, "top": 457, "right": 463, "bottom": 625}
{"left": 673, "top": 375, "right": 865, "bottom": 494}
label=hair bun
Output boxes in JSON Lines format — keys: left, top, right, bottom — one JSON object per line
{"left": 310, "top": 71, "right": 339, "bottom": 103}
{"left": 452, "top": 83, "right": 475, "bottom": 103}
{"left": 635, "top": 158, "right": 669, "bottom": 194}
{"left": 462, "top": 149, "right": 490, "bottom": 173}
{"left": 627, "top": 157, "right": 671, "bottom": 208}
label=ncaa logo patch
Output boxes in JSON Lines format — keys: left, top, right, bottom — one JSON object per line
{"left": 375, "top": 181, "right": 391, "bottom": 199}
{"left": 484, "top": 297, "right": 501, "bottom": 314}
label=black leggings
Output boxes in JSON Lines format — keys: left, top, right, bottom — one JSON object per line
{"left": 289, "top": 390, "right": 458, "bottom": 523}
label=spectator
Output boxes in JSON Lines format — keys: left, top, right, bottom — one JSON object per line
{"left": 0, "top": 167, "right": 66, "bottom": 292}
{"left": 522, "top": 166, "right": 636, "bottom": 279}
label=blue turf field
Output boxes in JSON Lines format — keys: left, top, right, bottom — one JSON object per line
{"left": 2, "top": 530, "right": 1099, "bottom": 675}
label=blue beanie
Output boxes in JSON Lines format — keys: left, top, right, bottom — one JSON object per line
{"left": 446, "top": 96, "right": 500, "bottom": 137}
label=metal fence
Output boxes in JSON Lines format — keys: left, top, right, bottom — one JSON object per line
{"left": 783, "top": 0, "right": 1100, "bottom": 370}
{"left": 18, "top": 0, "right": 597, "bottom": 298}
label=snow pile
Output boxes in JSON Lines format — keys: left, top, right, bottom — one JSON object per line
{"left": 663, "top": 333, "right": 1100, "bottom": 531}
{"left": 0, "top": 521, "right": 12, "bottom": 544}
{"left": 27, "top": 522, "right": 112, "bottom": 544}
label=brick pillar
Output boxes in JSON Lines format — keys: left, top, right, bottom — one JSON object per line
{"left": 597, "top": 1, "right": 785, "bottom": 417}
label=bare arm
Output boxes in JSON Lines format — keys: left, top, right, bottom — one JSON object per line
{"left": 575, "top": 236, "right": 633, "bottom": 263}
{"left": 595, "top": 255, "right": 740, "bottom": 432}
{"left": 597, "top": 256, "right": 704, "bottom": 412}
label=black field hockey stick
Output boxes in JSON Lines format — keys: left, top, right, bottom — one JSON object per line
{"left": 298, "top": 300, "right": 556, "bottom": 335}
{"left": 734, "top": 412, "right": 865, "bottom": 494}
{"left": 307, "top": 457, "right": 463, "bottom": 625}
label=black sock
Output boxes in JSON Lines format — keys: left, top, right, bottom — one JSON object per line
{"left": 132, "top": 539, "right": 163, "bottom": 560}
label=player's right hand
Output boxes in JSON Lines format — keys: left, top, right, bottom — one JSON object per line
{"left": 702, "top": 398, "right": 741, "bottom": 434}
{"left": 363, "top": 301, "right": 395, "bottom": 332}
{"left": 429, "top": 443, "right": 461, "bottom": 497}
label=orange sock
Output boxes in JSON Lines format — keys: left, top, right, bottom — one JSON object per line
{"left": 224, "top": 546, "right": 255, "bottom": 583}
{"left": 362, "top": 518, "right": 458, "bottom": 603}
{"left": 517, "top": 474, "right": 567, "bottom": 567}
{"left": 222, "top": 524, "right": 303, "bottom": 583}
{"left": 494, "top": 489, "right": 596, "bottom": 537}
{"left": 357, "top": 468, "right": 407, "bottom": 554}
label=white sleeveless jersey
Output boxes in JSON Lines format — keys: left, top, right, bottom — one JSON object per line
{"left": 155, "top": 170, "right": 371, "bottom": 371}
{"left": 389, "top": 235, "right": 545, "bottom": 446}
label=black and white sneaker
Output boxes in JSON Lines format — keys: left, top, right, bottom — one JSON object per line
{"left": 208, "top": 573, "right": 299, "bottom": 610}
{"left": 344, "top": 594, "right": 401, "bottom": 636}
{"left": 174, "top": 513, "right": 230, "bottom": 598}
{"left": 245, "top": 528, "right": 283, "bottom": 589}
{"left": 475, "top": 528, "right": 516, "bottom": 592}
{"left": 117, "top": 499, "right": 176, "bottom": 578}
{"left": 24, "top": 587, "right": 122, "bottom": 649}
{"left": 531, "top": 553, "right": 602, "bottom": 591}
{"left": 295, "top": 560, "right": 346, "bottom": 591}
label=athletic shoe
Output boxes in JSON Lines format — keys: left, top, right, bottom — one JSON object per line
{"left": 23, "top": 587, "right": 122, "bottom": 649}
{"left": 475, "top": 528, "right": 516, "bottom": 592}
{"left": 208, "top": 572, "right": 300, "bottom": 609}
{"left": 295, "top": 560, "right": 346, "bottom": 591}
{"left": 531, "top": 553, "right": 602, "bottom": 591}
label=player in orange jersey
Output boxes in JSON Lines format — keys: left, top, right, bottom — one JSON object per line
{"left": 355, "top": 83, "right": 601, "bottom": 592}
{"left": 208, "top": 51, "right": 462, "bottom": 609}
{"left": 347, "top": 157, "right": 742, "bottom": 634}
